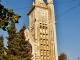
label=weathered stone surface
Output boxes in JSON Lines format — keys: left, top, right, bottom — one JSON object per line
{"left": 25, "top": 0, "right": 58, "bottom": 60}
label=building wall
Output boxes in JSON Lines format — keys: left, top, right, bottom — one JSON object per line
{"left": 24, "top": 0, "right": 58, "bottom": 60}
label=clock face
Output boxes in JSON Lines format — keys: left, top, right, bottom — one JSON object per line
{"left": 41, "top": 12, "right": 45, "bottom": 16}
{"left": 38, "top": 10, "right": 48, "bottom": 22}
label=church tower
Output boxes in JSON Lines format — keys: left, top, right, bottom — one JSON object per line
{"left": 24, "top": 0, "right": 58, "bottom": 60}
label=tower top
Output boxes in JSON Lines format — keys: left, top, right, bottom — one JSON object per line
{"left": 35, "top": 0, "right": 44, "bottom": 3}
{"left": 33, "top": 0, "right": 53, "bottom": 6}
{"left": 32, "top": 0, "right": 47, "bottom": 8}
{"left": 47, "top": 0, "right": 53, "bottom": 3}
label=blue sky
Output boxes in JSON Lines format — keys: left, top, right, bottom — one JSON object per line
{"left": 0, "top": 0, "right": 80, "bottom": 60}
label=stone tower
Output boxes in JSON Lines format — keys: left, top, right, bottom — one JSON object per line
{"left": 24, "top": 0, "right": 58, "bottom": 60}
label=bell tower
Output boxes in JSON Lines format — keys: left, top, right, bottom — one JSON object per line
{"left": 24, "top": 0, "right": 58, "bottom": 60}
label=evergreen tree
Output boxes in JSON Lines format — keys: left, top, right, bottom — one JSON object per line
{"left": 0, "top": 35, "right": 8, "bottom": 60}
{"left": 6, "top": 24, "right": 32, "bottom": 60}
{"left": 6, "top": 22, "right": 18, "bottom": 59}
{"left": 0, "top": 35, "right": 4, "bottom": 59}
{"left": 17, "top": 25, "right": 32, "bottom": 60}
{"left": 0, "top": 3, "right": 21, "bottom": 30}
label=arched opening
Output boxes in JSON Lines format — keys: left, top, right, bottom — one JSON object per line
{"left": 27, "top": 42, "right": 32, "bottom": 54}
{"left": 24, "top": 29, "right": 35, "bottom": 60}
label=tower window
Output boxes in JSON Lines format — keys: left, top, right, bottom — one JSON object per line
{"left": 43, "top": 26, "right": 45, "bottom": 29}
{"left": 46, "top": 27, "right": 48, "bottom": 29}
{"left": 44, "top": 56, "right": 46, "bottom": 60}
{"left": 44, "top": 50, "right": 46, "bottom": 55}
{"left": 40, "top": 40, "right": 43, "bottom": 44}
{"left": 47, "top": 56, "right": 50, "bottom": 60}
{"left": 46, "top": 34, "right": 48, "bottom": 35}
{"left": 41, "top": 55, "right": 43, "bottom": 60}
{"left": 40, "top": 29, "right": 42, "bottom": 32}
{"left": 40, "top": 38, "right": 42, "bottom": 40}
{"left": 40, "top": 25, "right": 42, "bottom": 28}
{"left": 40, "top": 50, "right": 43, "bottom": 55}
{"left": 40, "top": 23, "right": 42, "bottom": 24}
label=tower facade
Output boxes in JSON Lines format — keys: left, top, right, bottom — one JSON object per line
{"left": 24, "top": 0, "right": 58, "bottom": 60}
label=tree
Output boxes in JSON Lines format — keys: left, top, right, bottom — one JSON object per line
{"left": 17, "top": 25, "right": 32, "bottom": 60}
{"left": 0, "top": 1, "right": 32, "bottom": 59}
{"left": 6, "top": 22, "right": 17, "bottom": 59}
{"left": 6, "top": 23, "right": 32, "bottom": 60}
{"left": 0, "top": 3, "right": 21, "bottom": 30}
{"left": 0, "top": 35, "right": 8, "bottom": 60}
{"left": 0, "top": 35, "right": 4, "bottom": 59}
{"left": 58, "top": 52, "right": 68, "bottom": 60}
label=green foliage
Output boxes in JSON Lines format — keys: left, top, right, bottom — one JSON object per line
{"left": 6, "top": 23, "right": 32, "bottom": 60}
{"left": 0, "top": 1, "right": 32, "bottom": 60}
{"left": 0, "top": 35, "right": 4, "bottom": 53}
{"left": 0, "top": 4, "right": 21, "bottom": 30}
{"left": 0, "top": 35, "right": 4, "bottom": 59}
{"left": 58, "top": 52, "right": 68, "bottom": 60}
{"left": 0, "top": 35, "right": 8, "bottom": 60}
{"left": 17, "top": 25, "right": 32, "bottom": 60}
